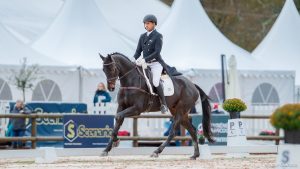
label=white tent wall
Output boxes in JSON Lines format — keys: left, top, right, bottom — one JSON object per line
{"left": 0, "top": 65, "right": 80, "bottom": 102}
{"left": 184, "top": 69, "right": 295, "bottom": 136}
{"left": 36, "top": 67, "right": 80, "bottom": 102}
{"left": 251, "top": 0, "right": 300, "bottom": 84}
{"left": 186, "top": 69, "right": 294, "bottom": 111}
{"left": 240, "top": 71, "right": 295, "bottom": 107}
{"left": 0, "top": 64, "right": 295, "bottom": 136}
{"left": 0, "top": 65, "right": 118, "bottom": 110}
{"left": 296, "top": 85, "right": 300, "bottom": 102}
{"left": 240, "top": 70, "right": 294, "bottom": 135}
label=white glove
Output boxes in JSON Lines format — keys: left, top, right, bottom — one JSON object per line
{"left": 135, "top": 58, "right": 145, "bottom": 66}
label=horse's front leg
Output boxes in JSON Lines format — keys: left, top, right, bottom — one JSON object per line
{"left": 101, "top": 106, "right": 140, "bottom": 156}
{"left": 151, "top": 115, "right": 180, "bottom": 158}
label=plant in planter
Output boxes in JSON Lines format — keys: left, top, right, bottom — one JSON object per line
{"left": 222, "top": 98, "right": 247, "bottom": 119}
{"left": 197, "top": 130, "right": 205, "bottom": 145}
{"left": 270, "top": 103, "right": 300, "bottom": 144}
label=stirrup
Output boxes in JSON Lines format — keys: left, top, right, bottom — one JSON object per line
{"left": 160, "top": 105, "right": 169, "bottom": 114}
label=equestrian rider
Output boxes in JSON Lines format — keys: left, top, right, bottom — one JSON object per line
{"left": 134, "top": 14, "right": 169, "bottom": 114}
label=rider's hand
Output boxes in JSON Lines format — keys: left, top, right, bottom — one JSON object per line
{"left": 135, "top": 58, "right": 145, "bottom": 66}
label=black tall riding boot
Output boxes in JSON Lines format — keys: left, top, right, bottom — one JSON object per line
{"left": 155, "top": 83, "right": 169, "bottom": 114}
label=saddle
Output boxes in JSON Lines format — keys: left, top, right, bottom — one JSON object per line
{"left": 143, "top": 67, "right": 174, "bottom": 96}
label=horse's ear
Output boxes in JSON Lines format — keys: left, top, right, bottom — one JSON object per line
{"left": 99, "top": 53, "right": 105, "bottom": 61}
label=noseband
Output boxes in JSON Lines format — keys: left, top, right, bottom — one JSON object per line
{"left": 103, "top": 57, "right": 137, "bottom": 83}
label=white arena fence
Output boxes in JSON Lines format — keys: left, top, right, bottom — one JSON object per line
{"left": 1, "top": 101, "right": 281, "bottom": 139}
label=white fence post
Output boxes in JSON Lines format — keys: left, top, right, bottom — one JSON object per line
{"left": 0, "top": 101, "right": 10, "bottom": 137}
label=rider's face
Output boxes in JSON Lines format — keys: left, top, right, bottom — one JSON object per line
{"left": 144, "top": 22, "right": 155, "bottom": 32}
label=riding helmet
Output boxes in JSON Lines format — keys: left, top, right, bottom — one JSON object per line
{"left": 143, "top": 14, "right": 157, "bottom": 25}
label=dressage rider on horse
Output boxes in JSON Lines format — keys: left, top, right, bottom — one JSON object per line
{"left": 134, "top": 14, "right": 171, "bottom": 114}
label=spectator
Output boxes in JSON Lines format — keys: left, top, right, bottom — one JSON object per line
{"left": 93, "top": 82, "right": 112, "bottom": 105}
{"left": 10, "top": 100, "right": 31, "bottom": 148}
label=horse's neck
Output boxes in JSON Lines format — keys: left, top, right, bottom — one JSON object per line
{"left": 115, "top": 56, "right": 142, "bottom": 87}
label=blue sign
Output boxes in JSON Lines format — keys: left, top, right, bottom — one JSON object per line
{"left": 192, "top": 114, "right": 228, "bottom": 145}
{"left": 63, "top": 115, "right": 114, "bottom": 148}
{"left": 9, "top": 102, "right": 87, "bottom": 147}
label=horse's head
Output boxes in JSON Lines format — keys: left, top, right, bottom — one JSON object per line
{"left": 100, "top": 53, "right": 119, "bottom": 92}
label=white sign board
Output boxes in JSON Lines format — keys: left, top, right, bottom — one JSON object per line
{"left": 276, "top": 144, "right": 300, "bottom": 169}
{"left": 227, "top": 119, "right": 248, "bottom": 146}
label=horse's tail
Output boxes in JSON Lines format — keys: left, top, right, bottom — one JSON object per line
{"left": 194, "top": 84, "right": 215, "bottom": 143}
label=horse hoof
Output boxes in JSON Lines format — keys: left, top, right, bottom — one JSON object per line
{"left": 101, "top": 151, "right": 108, "bottom": 157}
{"left": 112, "top": 140, "right": 120, "bottom": 148}
{"left": 150, "top": 152, "right": 159, "bottom": 158}
{"left": 189, "top": 155, "right": 198, "bottom": 160}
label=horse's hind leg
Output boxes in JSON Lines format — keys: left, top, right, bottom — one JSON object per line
{"left": 180, "top": 113, "right": 200, "bottom": 160}
{"left": 151, "top": 115, "right": 180, "bottom": 158}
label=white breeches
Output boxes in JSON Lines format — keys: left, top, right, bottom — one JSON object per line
{"left": 148, "top": 62, "right": 163, "bottom": 87}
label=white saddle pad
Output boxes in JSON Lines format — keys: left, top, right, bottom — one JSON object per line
{"left": 160, "top": 75, "right": 174, "bottom": 96}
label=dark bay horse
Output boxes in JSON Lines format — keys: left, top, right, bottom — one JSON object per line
{"left": 99, "top": 53, "right": 214, "bottom": 159}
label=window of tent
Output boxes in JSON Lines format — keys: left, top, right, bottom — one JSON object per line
{"left": 251, "top": 83, "right": 280, "bottom": 105}
{"left": 0, "top": 78, "right": 12, "bottom": 101}
{"left": 250, "top": 83, "right": 280, "bottom": 135}
{"left": 208, "top": 82, "right": 224, "bottom": 104}
{"left": 32, "top": 79, "right": 62, "bottom": 101}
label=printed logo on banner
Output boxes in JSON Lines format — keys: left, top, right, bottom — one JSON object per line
{"left": 9, "top": 102, "right": 87, "bottom": 147}
{"left": 64, "top": 120, "right": 78, "bottom": 142}
{"left": 63, "top": 115, "right": 114, "bottom": 148}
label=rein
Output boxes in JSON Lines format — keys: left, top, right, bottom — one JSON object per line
{"left": 103, "top": 56, "right": 151, "bottom": 95}
{"left": 103, "top": 60, "right": 136, "bottom": 82}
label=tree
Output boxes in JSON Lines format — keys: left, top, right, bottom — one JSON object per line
{"left": 10, "top": 58, "right": 40, "bottom": 102}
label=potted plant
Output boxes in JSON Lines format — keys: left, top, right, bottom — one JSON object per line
{"left": 270, "top": 103, "right": 300, "bottom": 144}
{"left": 197, "top": 130, "right": 205, "bottom": 145}
{"left": 222, "top": 98, "right": 247, "bottom": 119}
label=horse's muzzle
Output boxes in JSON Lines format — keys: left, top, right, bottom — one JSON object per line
{"left": 108, "top": 83, "right": 115, "bottom": 91}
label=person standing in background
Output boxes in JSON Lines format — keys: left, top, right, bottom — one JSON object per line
{"left": 10, "top": 100, "right": 31, "bottom": 148}
{"left": 93, "top": 82, "right": 112, "bottom": 105}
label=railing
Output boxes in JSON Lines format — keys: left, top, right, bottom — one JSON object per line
{"left": 0, "top": 114, "right": 283, "bottom": 149}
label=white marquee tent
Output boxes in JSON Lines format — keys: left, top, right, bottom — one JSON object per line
{"left": 0, "top": 0, "right": 63, "bottom": 44}
{"left": 0, "top": 22, "right": 62, "bottom": 66}
{"left": 32, "top": 0, "right": 135, "bottom": 68}
{"left": 0, "top": 0, "right": 170, "bottom": 46}
{"left": 252, "top": 0, "right": 300, "bottom": 84}
{"left": 159, "top": 0, "right": 258, "bottom": 70}
{"left": 96, "top": 0, "right": 170, "bottom": 43}
{"left": 0, "top": 1, "right": 297, "bottom": 137}
{"left": 0, "top": 0, "right": 297, "bottom": 115}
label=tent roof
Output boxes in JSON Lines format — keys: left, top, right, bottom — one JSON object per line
{"left": 0, "top": 0, "right": 63, "bottom": 44}
{"left": 32, "top": 0, "right": 135, "bottom": 68}
{"left": 96, "top": 0, "right": 170, "bottom": 43}
{"left": 0, "top": 23, "right": 63, "bottom": 66}
{"left": 159, "top": 0, "right": 257, "bottom": 70}
{"left": 252, "top": 0, "right": 300, "bottom": 84}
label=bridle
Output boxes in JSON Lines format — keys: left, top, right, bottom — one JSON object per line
{"left": 103, "top": 55, "right": 153, "bottom": 96}
{"left": 103, "top": 57, "right": 137, "bottom": 84}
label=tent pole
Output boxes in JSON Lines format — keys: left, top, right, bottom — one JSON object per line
{"left": 221, "top": 54, "right": 226, "bottom": 102}
{"left": 78, "top": 66, "right": 83, "bottom": 102}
